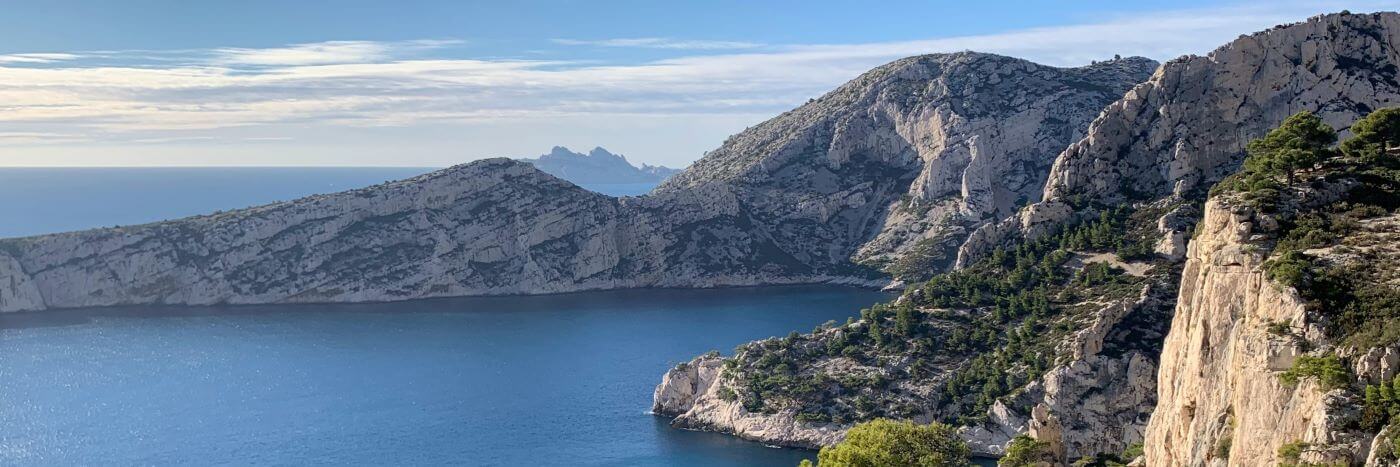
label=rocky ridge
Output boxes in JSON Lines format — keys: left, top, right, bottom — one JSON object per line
{"left": 1143, "top": 197, "right": 1363, "bottom": 466}
{"left": 0, "top": 53, "right": 1153, "bottom": 313}
{"left": 655, "top": 11, "right": 1400, "bottom": 461}
{"left": 518, "top": 146, "right": 681, "bottom": 184}
{"left": 0, "top": 159, "right": 883, "bottom": 312}
{"left": 658, "top": 53, "right": 1155, "bottom": 278}
{"left": 958, "top": 12, "right": 1400, "bottom": 268}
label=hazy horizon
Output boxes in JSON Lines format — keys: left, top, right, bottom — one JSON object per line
{"left": 1, "top": 0, "right": 1395, "bottom": 168}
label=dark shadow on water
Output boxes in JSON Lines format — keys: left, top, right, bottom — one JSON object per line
{"left": 647, "top": 415, "right": 816, "bottom": 466}
{"left": 0, "top": 284, "right": 893, "bottom": 331}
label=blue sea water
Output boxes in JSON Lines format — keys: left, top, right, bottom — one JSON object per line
{"left": 0, "top": 286, "right": 892, "bottom": 466}
{"left": 0, "top": 168, "right": 657, "bottom": 238}
{"left": 0, "top": 168, "right": 998, "bottom": 466}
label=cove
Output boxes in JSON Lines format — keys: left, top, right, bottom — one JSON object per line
{"left": 0, "top": 285, "right": 892, "bottom": 466}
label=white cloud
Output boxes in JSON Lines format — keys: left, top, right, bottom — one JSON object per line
{"left": 0, "top": 1, "right": 1391, "bottom": 166}
{"left": 127, "top": 136, "right": 219, "bottom": 144}
{"left": 0, "top": 53, "right": 81, "bottom": 64}
{"left": 552, "top": 37, "right": 764, "bottom": 50}
{"left": 213, "top": 39, "right": 462, "bottom": 66}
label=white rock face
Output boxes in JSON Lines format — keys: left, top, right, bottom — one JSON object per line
{"left": 958, "top": 12, "right": 1400, "bottom": 265}
{"left": 0, "top": 253, "right": 44, "bottom": 312}
{"left": 964, "top": 285, "right": 1165, "bottom": 459}
{"left": 0, "top": 54, "right": 1153, "bottom": 313}
{"left": 0, "top": 159, "right": 892, "bottom": 312}
{"left": 652, "top": 355, "right": 849, "bottom": 449}
{"left": 659, "top": 52, "right": 1155, "bottom": 271}
{"left": 1046, "top": 12, "right": 1400, "bottom": 203}
{"left": 1144, "top": 199, "right": 1367, "bottom": 466}
{"left": 1355, "top": 346, "right": 1400, "bottom": 385}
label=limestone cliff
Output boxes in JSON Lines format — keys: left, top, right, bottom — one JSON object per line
{"left": 1141, "top": 95, "right": 1400, "bottom": 464}
{"left": 655, "top": 11, "right": 1400, "bottom": 460}
{"left": 1142, "top": 195, "right": 1400, "bottom": 465}
{"left": 659, "top": 52, "right": 1154, "bottom": 276}
{"left": 0, "top": 159, "right": 884, "bottom": 312}
{"left": 0, "top": 159, "right": 620, "bottom": 310}
{"left": 0, "top": 53, "right": 1153, "bottom": 313}
{"left": 958, "top": 11, "right": 1400, "bottom": 267}
{"left": 654, "top": 354, "right": 849, "bottom": 449}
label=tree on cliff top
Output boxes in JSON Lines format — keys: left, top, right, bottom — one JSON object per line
{"left": 1244, "top": 111, "right": 1337, "bottom": 184}
{"left": 1340, "top": 107, "right": 1400, "bottom": 166}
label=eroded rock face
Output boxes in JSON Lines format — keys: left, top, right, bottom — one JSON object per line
{"left": 1144, "top": 199, "right": 1368, "bottom": 466}
{"left": 1047, "top": 12, "right": 1400, "bottom": 203}
{"left": 963, "top": 283, "right": 1170, "bottom": 459}
{"left": 0, "top": 53, "right": 1155, "bottom": 313}
{"left": 654, "top": 11, "right": 1400, "bottom": 459}
{"left": 659, "top": 52, "right": 1155, "bottom": 272}
{"left": 653, "top": 355, "right": 849, "bottom": 449}
{"left": 958, "top": 12, "right": 1400, "bottom": 265}
{"left": 0, "top": 159, "right": 621, "bottom": 310}
{"left": 0, "top": 159, "right": 889, "bottom": 312}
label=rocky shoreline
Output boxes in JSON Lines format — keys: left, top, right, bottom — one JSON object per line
{"left": 653, "top": 11, "right": 1400, "bottom": 460}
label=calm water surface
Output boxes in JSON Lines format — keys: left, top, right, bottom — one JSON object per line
{"left": 1, "top": 286, "right": 893, "bottom": 466}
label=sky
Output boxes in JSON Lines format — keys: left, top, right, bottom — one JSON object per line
{"left": 0, "top": 0, "right": 1396, "bottom": 168}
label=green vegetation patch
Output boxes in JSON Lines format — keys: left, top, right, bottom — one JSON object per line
{"left": 803, "top": 419, "right": 971, "bottom": 467}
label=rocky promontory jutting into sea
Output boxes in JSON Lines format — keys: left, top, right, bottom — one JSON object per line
{"left": 3, "top": 9, "right": 1400, "bottom": 467}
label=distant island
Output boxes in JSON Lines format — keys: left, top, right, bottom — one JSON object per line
{"left": 518, "top": 146, "right": 682, "bottom": 184}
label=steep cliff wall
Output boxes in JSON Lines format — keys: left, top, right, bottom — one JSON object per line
{"left": 958, "top": 12, "right": 1400, "bottom": 268}
{"left": 0, "top": 53, "right": 1153, "bottom": 313}
{"left": 659, "top": 53, "right": 1154, "bottom": 275}
{"left": 1144, "top": 199, "right": 1365, "bottom": 466}
{"left": 656, "top": 11, "right": 1400, "bottom": 460}
{"left": 1145, "top": 100, "right": 1400, "bottom": 465}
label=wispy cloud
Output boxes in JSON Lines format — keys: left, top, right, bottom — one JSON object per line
{"left": 0, "top": 53, "right": 81, "bottom": 64}
{"left": 0, "top": 1, "right": 1387, "bottom": 154}
{"left": 552, "top": 37, "right": 764, "bottom": 50}
{"left": 128, "top": 136, "right": 218, "bottom": 144}
{"left": 0, "top": 131, "right": 87, "bottom": 144}
{"left": 213, "top": 39, "right": 463, "bottom": 66}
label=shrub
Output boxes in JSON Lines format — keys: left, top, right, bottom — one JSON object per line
{"left": 815, "top": 419, "right": 970, "bottom": 467}
{"left": 1267, "top": 320, "right": 1293, "bottom": 336}
{"left": 1264, "top": 250, "right": 1312, "bottom": 289}
{"left": 1000, "top": 435, "right": 1054, "bottom": 466}
{"left": 1120, "top": 442, "right": 1144, "bottom": 460}
{"left": 795, "top": 411, "right": 831, "bottom": 424}
{"left": 1214, "top": 433, "right": 1232, "bottom": 459}
{"left": 716, "top": 386, "right": 737, "bottom": 402}
{"left": 1279, "top": 355, "right": 1350, "bottom": 390}
{"left": 1278, "top": 441, "right": 1309, "bottom": 467}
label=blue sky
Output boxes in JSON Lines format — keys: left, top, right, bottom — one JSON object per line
{"left": 0, "top": 0, "right": 1395, "bottom": 167}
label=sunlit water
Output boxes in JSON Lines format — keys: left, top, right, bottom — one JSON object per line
{"left": 1, "top": 286, "right": 894, "bottom": 466}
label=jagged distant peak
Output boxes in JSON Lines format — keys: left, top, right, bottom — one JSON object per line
{"left": 587, "top": 146, "right": 623, "bottom": 160}
{"left": 544, "top": 145, "right": 583, "bottom": 158}
{"left": 519, "top": 145, "right": 681, "bottom": 185}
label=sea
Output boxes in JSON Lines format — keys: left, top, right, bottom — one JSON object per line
{"left": 0, "top": 168, "right": 1004, "bottom": 466}
{"left": 0, "top": 286, "right": 891, "bottom": 466}
{"left": 0, "top": 168, "right": 887, "bottom": 466}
